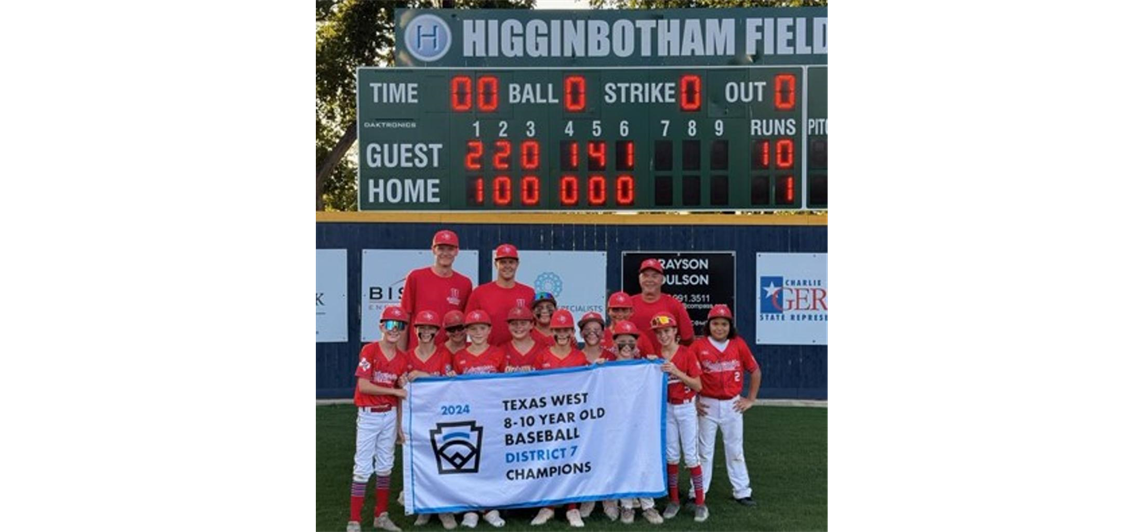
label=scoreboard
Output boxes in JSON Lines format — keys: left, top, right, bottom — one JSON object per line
{"left": 357, "top": 66, "right": 826, "bottom": 211}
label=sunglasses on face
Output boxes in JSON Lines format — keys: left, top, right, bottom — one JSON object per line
{"left": 446, "top": 326, "right": 465, "bottom": 334}
{"left": 381, "top": 320, "right": 407, "bottom": 331}
{"left": 533, "top": 292, "right": 555, "bottom": 302}
{"left": 616, "top": 342, "right": 636, "bottom": 348}
{"left": 652, "top": 315, "right": 674, "bottom": 326}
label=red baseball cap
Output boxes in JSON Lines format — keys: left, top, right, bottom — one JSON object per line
{"left": 551, "top": 309, "right": 575, "bottom": 329}
{"left": 465, "top": 309, "right": 492, "bottom": 326}
{"left": 578, "top": 311, "right": 605, "bottom": 329}
{"left": 413, "top": 310, "right": 441, "bottom": 328}
{"left": 607, "top": 291, "right": 633, "bottom": 309}
{"left": 649, "top": 313, "right": 678, "bottom": 330}
{"left": 494, "top": 244, "right": 519, "bottom": 260}
{"left": 432, "top": 230, "right": 459, "bottom": 248}
{"left": 612, "top": 320, "right": 641, "bottom": 338}
{"left": 639, "top": 258, "right": 664, "bottom": 274}
{"left": 708, "top": 304, "right": 733, "bottom": 321}
{"left": 380, "top": 306, "right": 409, "bottom": 323}
{"left": 442, "top": 310, "right": 465, "bottom": 329}
{"left": 506, "top": 306, "right": 534, "bottom": 322}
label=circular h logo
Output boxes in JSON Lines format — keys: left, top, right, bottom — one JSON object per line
{"left": 405, "top": 14, "right": 451, "bottom": 62}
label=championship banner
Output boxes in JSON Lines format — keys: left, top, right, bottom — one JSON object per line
{"left": 401, "top": 360, "right": 667, "bottom": 514}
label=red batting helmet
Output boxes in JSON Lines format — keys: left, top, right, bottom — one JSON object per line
{"left": 465, "top": 309, "right": 492, "bottom": 326}
{"left": 442, "top": 310, "right": 465, "bottom": 329}
{"left": 432, "top": 230, "right": 459, "bottom": 248}
{"left": 413, "top": 310, "right": 441, "bottom": 328}
{"left": 607, "top": 292, "right": 633, "bottom": 309}
{"left": 380, "top": 306, "right": 409, "bottom": 323}
{"left": 707, "top": 304, "right": 733, "bottom": 321}
{"left": 494, "top": 244, "right": 519, "bottom": 260}
{"left": 578, "top": 311, "right": 605, "bottom": 329}
{"left": 551, "top": 309, "right": 575, "bottom": 329}
{"left": 612, "top": 320, "right": 641, "bottom": 338}
{"left": 506, "top": 306, "right": 534, "bottom": 322}
{"left": 649, "top": 313, "right": 678, "bottom": 330}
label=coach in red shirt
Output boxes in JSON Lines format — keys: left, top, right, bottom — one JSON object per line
{"left": 465, "top": 243, "right": 536, "bottom": 347}
{"left": 630, "top": 258, "right": 695, "bottom": 346}
{"left": 399, "top": 229, "right": 473, "bottom": 349}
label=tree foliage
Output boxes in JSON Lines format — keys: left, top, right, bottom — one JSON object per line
{"left": 590, "top": 0, "right": 826, "bottom": 8}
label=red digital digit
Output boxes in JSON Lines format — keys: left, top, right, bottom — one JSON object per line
{"left": 520, "top": 140, "right": 539, "bottom": 170}
{"left": 493, "top": 176, "right": 512, "bottom": 206}
{"left": 774, "top": 74, "right": 796, "bottom": 110}
{"left": 493, "top": 140, "right": 511, "bottom": 170}
{"left": 617, "top": 140, "right": 634, "bottom": 171}
{"left": 564, "top": 75, "right": 586, "bottom": 112}
{"left": 478, "top": 75, "right": 498, "bottom": 112}
{"left": 616, "top": 175, "right": 635, "bottom": 206}
{"left": 451, "top": 76, "right": 472, "bottom": 111}
{"left": 521, "top": 176, "right": 540, "bottom": 206}
{"left": 783, "top": 176, "right": 795, "bottom": 203}
{"left": 560, "top": 176, "right": 579, "bottom": 206}
{"left": 588, "top": 175, "right": 607, "bottom": 206}
{"left": 587, "top": 141, "right": 606, "bottom": 171}
{"left": 465, "top": 140, "right": 483, "bottom": 170}
{"left": 473, "top": 178, "right": 484, "bottom": 204}
{"left": 776, "top": 139, "right": 794, "bottom": 169}
{"left": 569, "top": 142, "right": 579, "bottom": 169}
{"left": 759, "top": 140, "right": 771, "bottom": 168}
{"left": 680, "top": 74, "right": 702, "bottom": 111}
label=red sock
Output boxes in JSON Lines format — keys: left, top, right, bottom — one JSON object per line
{"left": 350, "top": 481, "right": 366, "bottom": 522}
{"left": 375, "top": 475, "right": 391, "bottom": 517}
{"left": 690, "top": 466, "right": 705, "bottom": 505}
{"left": 667, "top": 463, "right": 680, "bottom": 503}
{"left": 568, "top": 503, "right": 578, "bottom": 512}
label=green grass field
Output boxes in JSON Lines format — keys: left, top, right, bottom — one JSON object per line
{"left": 318, "top": 404, "right": 826, "bottom": 531}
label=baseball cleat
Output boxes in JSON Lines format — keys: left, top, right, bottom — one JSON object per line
{"left": 736, "top": 496, "right": 758, "bottom": 507}
{"left": 461, "top": 512, "right": 479, "bottom": 529}
{"left": 643, "top": 508, "right": 664, "bottom": 525}
{"left": 414, "top": 514, "right": 431, "bottom": 526}
{"left": 483, "top": 510, "right": 505, "bottom": 528}
{"left": 347, "top": 521, "right": 362, "bottom": 532}
{"left": 374, "top": 513, "right": 403, "bottom": 532}
{"left": 439, "top": 513, "right": 458, "bottom": 530}
{"left": 603, "top": 500, "right": 620, "bottom": 521}
{"left": 579, "top": 501, "right": 596, "bottom": 518}
{"left": 531, "top": 508, "right": 555, "bottom": 526}
{"left": 566, "top": 509, "right": 585, "bottom": 528}
{"left": 683, "top": 497, "right": 696, "bottom": 512}
{"left": 662, "top": 502, "right": 680, "bottom": 519}
{"left": 620, "top": 508, "right": 635, "bottom": 524}
{"left": 694, "top": 505, "right": 709, "bottom": 523}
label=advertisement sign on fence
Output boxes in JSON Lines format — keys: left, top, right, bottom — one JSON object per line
{"left": 515, "top": 251, "right": 607, "bottom": 342}
{"left": 317, "top": 249, "right": 348, "bottom": 343}
{"left": 361, "top": 249, "right": 479, "bottom": 342}
{"left": 755, "top": 253, "right": 827, "bottom": 345}
{"left": 621, "top": 251, "right": 736, "bottom": 332}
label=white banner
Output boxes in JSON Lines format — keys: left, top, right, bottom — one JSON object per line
{"left": 401, "top": 360, "right": 667, "bottom": 514}
{"left": 756, "top": 253, "right": 828, "bottom": 345}
{"left": 361, "top": 249, "right": 478, "bottom": 342}
{"left": 515, "top": 251, "right": 607, "bottom": 342}
{"left": 316, "top": 249, "right": 348, "bottom": 342}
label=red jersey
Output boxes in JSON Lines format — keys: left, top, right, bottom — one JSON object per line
{"left": 692, "top": 336, "right": 760, "bottom": 400}
{"left": 452, "top": 345, "right": 506, "bottom": 375}
{"left": 400, "top": 267, "right": 473, "bottom": 343}
{"left": 585, "top": 345, "right": 613, "bottom": 363}
{"left": 465, "top": 282, "right": 536, "bottom": 347}
{"left": 638, "top": 334, "right": 661, "bottom": 358}
{"left": 538, "top": 347, "right": 589, "bottom": 370}
{"left": 407, "top": 345, "right": 455, "bottom": 377}
{"left": 531, "top": 329, "right": 556, "bottom": 347}
{"left": 631, "top": 293, "right": 695, "bottom": 345}
{"left": 353, "top": 342, "right": 408, "bottom": 408}
{"left": 662, "top": 345, "right": 702, "bottom": 404}
{"left": 501, "top": 339, "right": 545, "bottom": 372}
{"left": 441, "top": 341, "right": 470, "bottom": 356}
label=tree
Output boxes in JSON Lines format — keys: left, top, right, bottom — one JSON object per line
{"left": 316, "top": 0, "right": 535, "bottom": 211}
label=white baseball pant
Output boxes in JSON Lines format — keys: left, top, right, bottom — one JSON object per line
{"left": 666, "top": 399, "right": 700, "bottom": 467}
{"left": 693, "top": 396, "right": 752, "bottom": 499}
{"left": 353, "top": 408, "right": 397, "bottom": 483}
{"left": 620, "top": 497, "right": 655, "bottom": 511}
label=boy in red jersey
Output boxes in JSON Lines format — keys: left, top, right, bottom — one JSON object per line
{"left": 602, "top": 291, "right": 634, "bottom": 349}
{"left": 630, "top": 259, "right": 694, "bottom": 345}
{"left": 452, "top": 310, "right": 507, "bottom": 529}
{"left": 502, "top": 306, "right": 544, "bottom": 372}
{"left": 440, "top": 310, "right": 470, "bottom": 362}
{"left": 578, "top": 312, "right": 610, "bottom": 365}
{"left": 530, "top": 292, "right": 558, "bottom": 347}
{"left": 399, "top": 230, "right": 473, "bottom": 349}
{"left": 466, "top": 244, "right": 536, "bottom": 347}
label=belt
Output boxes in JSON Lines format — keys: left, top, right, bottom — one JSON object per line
{"left": 360, "top": 405, "right": 394, "bottom": 413}
{"left": 668, "top": 397, "right": 695, "bottom": 405}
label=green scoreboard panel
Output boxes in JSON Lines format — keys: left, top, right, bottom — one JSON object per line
{"left": 357, "top": 66, "right": 826, "bottom": 211}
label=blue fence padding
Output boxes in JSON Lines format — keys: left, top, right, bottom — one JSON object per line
{"left": 317, "top": 221, "right": 826, "bottom": 400}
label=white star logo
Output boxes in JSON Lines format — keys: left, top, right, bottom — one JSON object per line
{"left": 764, "top": 282, "right": 782, "bottom": 299}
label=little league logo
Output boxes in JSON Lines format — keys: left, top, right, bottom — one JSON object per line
{"left": 429, "top": 421, "right": 483, "bottom": 475}
{"left": 759, "top": 276, "right": 785, "bottom": 314}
